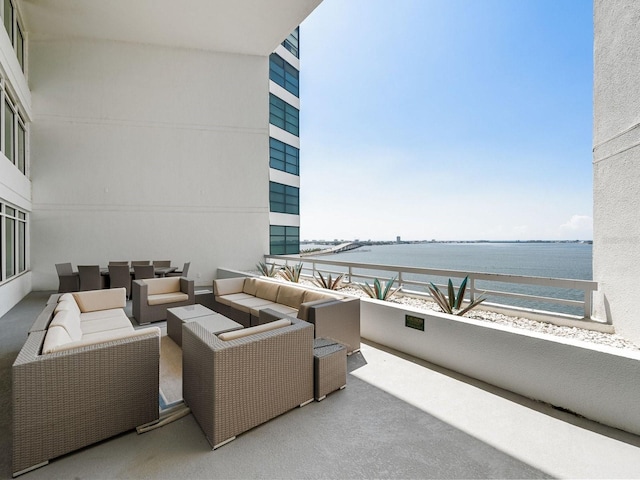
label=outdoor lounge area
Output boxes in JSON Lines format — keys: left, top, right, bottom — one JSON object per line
{"left": 2, "top": 291, "right": 640, "bottom": 479}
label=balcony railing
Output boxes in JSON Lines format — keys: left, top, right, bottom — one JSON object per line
{"left": 264, "top": 254, "right": 599, "bottom": 321}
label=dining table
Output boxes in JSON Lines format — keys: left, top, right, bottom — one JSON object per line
{"left": 100, "top": 266, "right": 178, "bottom": 278}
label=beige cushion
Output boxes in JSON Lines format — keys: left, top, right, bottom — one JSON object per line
{"left": 45, "top": 326, "right": 160, "bottom": 353}
{"left": 276, "top": 285, "right": 306, "bottom": 309}
{"left": 81, "top": 326, "right": 135, "bottom": 343}
{"left": 147, "top": 292, "right": 189, "bottom": 306}
{"left": 218, "top": 319, "right": 291, "bottom": 341}
{"left": 79, "top": 308, "right": 129, "bottom": 322}
{"left": 145, "top": 278, "right": 181, "bottom": 295}
{"left": 215, "top": 293, "right": 255, "bottom": 304}
{"left": 213, "top": 277, "right": 246, "bottom": 296}
{"left": 50, "top": 310, "right": 83, "bottom": 341}
{"left": 303, "top": 290, "right": 339, "bottom": 303}
{"left": 250, "top": 303, "right": 297, "bottom": 319}
{"left": 243, "top": 277, "right": 259, "bottom": 296}
{"left": 59, "top": 293, "right": 75, "bottom": 303}
{"left": 42, "top": 326, "right": 74, "bottom": 353}
{"left": 73, "top": 288, "right": 126, "bottom": 312}
{"left": 54, "top": 299, "right": 81, "bottom": 315}
{"left": 80, "top": 315, "right": 133, "bottom": 335}
{"left": 255, "top": 281, "right": 280, "bottom": 302}
{"left": 225, "top": 297, "right": 274, "bottom": 314}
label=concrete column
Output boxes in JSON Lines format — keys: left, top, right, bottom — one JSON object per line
{"left": 593, "top": 0, "right": 640, "bottom": 342}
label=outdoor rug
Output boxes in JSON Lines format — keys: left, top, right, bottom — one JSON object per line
{"left": 137, "top": 331, "right": 190, "bottom": 433}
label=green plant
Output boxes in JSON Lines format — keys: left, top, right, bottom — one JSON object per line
{"left": 359, "top": 276, "right": 400, "bottom": 300}
{"left": 280, "top": 263, "right": 303, "bottom": 282}
{"left": 256, "top": 261, "right": 279, "bottom": 277}
{"left": 428, "top": 276, "right": 486, "bottom": 316}
{"left": 313, "top": 272, "right": 345, "bottom": 290}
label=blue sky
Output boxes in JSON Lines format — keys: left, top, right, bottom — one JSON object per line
{"left": 298, "top": 0, "right": 593, "bottom": 241}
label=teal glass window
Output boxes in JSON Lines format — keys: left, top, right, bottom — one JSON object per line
{"left": 269, "top": 94, "right": 299, "bottom": 136}
{"left": 269, "top": 137, "right": 299, "bottom": 175}
{"left": 282, "top": 27, "right": 299, "bottom": 58}
{"left": 270, "top": 225, "right": 299, "bottom": 255}
{"left": 269, "top": 182, "right": 299, "bottom": 215}
{"left": 269, "top": 54, "right": 299, "bottom": 97}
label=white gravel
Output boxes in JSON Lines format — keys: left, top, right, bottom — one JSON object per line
{"left": 247, "top": 272, "right": 640, "bottom": 351}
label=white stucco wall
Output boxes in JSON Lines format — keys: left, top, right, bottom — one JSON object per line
{"left": 361, "top": 298, "right": 640, "bottom": 436}
{"left": 29, "top": 37, "right": 271, "bottom": 289}
{"left": 593, "top": 0, "right": 640, "bottom": 343}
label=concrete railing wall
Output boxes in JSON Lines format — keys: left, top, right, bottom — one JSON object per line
{"left": 360, "top": 297, "right": 640, "bottom": 436}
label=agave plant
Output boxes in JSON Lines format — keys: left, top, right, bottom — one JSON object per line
{"left": 359, "top": 276, "right": 400, "bottom": 301}
{"left": 428, "top": 276, "right": 486, "bottom": 316}
{"left": 256, "top": 261, "right": 279, "bottom": 277}
{"left": 313, "top": 272, "right": 345, "bottom": 290}
{"left": 280, "top": 263, "right": 303, "bottom": 282}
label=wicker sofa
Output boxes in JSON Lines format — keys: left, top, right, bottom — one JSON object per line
{"left": 132, "top": 276, "right": 195, "bottom": 324}
{"left": 212, "top": 276, "right": 361, "bottom": 353}
{"left": 182, "top": 317, "right": 314, "bottom": 449}
{"left": 12, "top": 288, "right": 160, "bottom": 477}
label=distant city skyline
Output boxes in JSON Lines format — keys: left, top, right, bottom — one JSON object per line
{"left": 299, "top": 0, "right": 593, "bottom": 241}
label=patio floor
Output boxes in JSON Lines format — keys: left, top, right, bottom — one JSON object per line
{"left": 2, "top": 292, "right": 640, "bottom": 479}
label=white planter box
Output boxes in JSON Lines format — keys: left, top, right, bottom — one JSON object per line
{"left": 361, "top": 297, "right": 640, "bottom": 436}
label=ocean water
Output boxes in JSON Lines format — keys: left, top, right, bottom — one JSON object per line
{"left": 299, "top": 242, "right": 593, "bottom": 315}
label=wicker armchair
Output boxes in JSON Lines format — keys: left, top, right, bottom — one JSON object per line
{"left": 132, "top": 277, "right": 195, "bottom": 324}
{"left": 182, "top": 318, "right": 314, "bottom": 449}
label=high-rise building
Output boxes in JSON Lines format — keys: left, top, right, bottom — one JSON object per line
{"left": 0, "top": 1, "right": 322, "bottom": 318}
{"left": 268, "top": 27, "right": 301, "bottom": 255}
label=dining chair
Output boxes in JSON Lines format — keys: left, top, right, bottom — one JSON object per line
{"left": 153, "top": 260, "right": 171, "bottom": 268}
{"left": 133, "top": 265, "right": 155, "bottom": 280}
{"left": 131, "top": 260, "right": 151, "bottom": 266}
{"left": 78, "top": 265, "right": 102, "bottom": 291}
{"left": 108, "top": 261, "right": 129, "bottom": 266}
{"left": 55, "top": 262, "right": 80, "bottom": 293}
{"left": 167, "top": 262, "right": 190, "bottom": 278}
{"left": 108, "top": 264, "right": 132, "bottom": 298}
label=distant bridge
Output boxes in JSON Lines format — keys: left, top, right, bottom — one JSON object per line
{"left": 300, "top": 242, "right": 362, "bottom": 256}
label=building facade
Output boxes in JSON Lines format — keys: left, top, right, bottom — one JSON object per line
{"left": 592, "top": 0, "right": 640, "bottom": 343}
{"left": 0, "top": 0, "right": 321, "bottom": 318}
{"left": 269, "top": 28, "right": 301, "bottom": 255}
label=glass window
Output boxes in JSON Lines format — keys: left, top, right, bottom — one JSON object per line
{"left": 269, "top": 93, "right": 299, "bottom": 136}
{"left": 282, "top": 27, "right": 299, "bottom": 58}
{"left": 269, "top": 182, "right": 299, "bottom": 215}
{"left": 3, "top": 0, "right": 12, "bottom": 43}
{"left": 17, "top": 119, "right": 24, "bottom": 173}
{"left": 1, "top": 204, "right": 27, "bottom": 280}
{"left": 18, "top": 211, "right": 24, "bottom": 272}
{"left": 270, "top": 225, "right": 299, "bottom": 255}
{"left": 4, "top": 99, "right": 14, "bottom": 162}
{"left": 269, "top": 54, "right": 299, "bottom": 97}
{"left": 269, "top": 137, "right": 299, "bottom": 175}
{"left": 16, "top": 21, "right": 23, "bottom": 71}
{"left": 5, "top": 206, "right": 15, "bottom": 278}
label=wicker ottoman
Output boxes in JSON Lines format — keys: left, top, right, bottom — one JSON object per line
{"left": 313, "top": 338, "right": 347, "bottom": 401}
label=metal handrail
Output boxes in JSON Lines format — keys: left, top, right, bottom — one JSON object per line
{"left": 264, "top": 254, "right": 598, "bottom": 320}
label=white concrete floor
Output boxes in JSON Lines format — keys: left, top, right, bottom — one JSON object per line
{"left": 354, "top": 343, "right": 640, "bottom": 479}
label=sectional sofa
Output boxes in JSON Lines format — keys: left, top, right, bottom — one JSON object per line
{"left": 12, "top": 288, "right": 160, "bottom": 477}
{"left": 212, "top": 276, "right": 361, "bottom": 353}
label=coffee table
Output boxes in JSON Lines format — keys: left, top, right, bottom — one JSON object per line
{"left": 167, "top": 304, "right": 242, "bottom": 346}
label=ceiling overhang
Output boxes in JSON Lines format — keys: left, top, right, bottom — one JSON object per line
{"left": 19, "top": 0, "right": 322, "bottom": 55}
